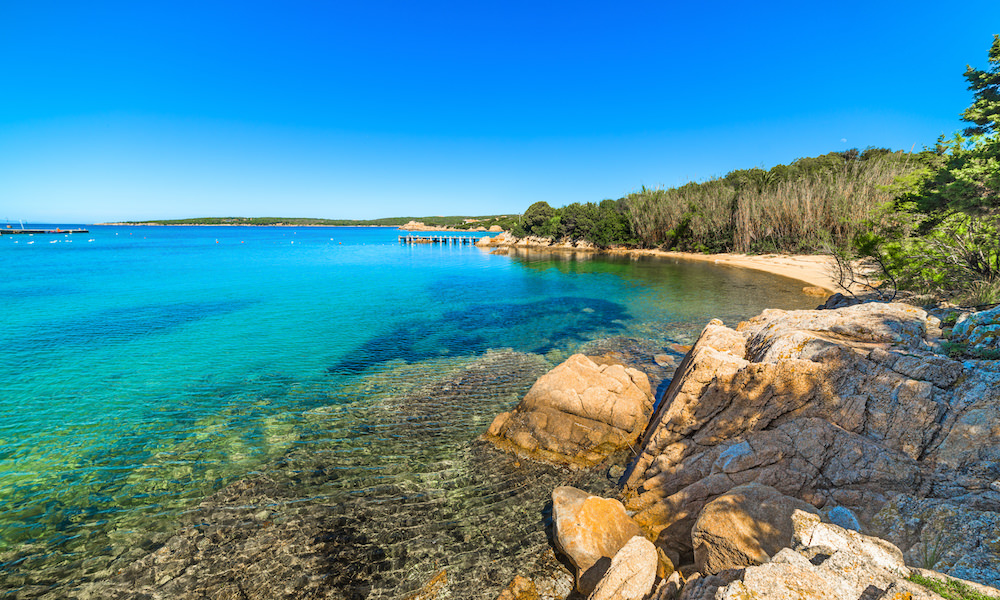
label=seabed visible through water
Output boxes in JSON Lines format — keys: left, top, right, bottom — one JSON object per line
{"left": 0, "top": 226, "right": 821, "bottom": 598}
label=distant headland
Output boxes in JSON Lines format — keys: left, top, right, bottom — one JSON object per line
{"left": 96, "top": 215, "right": 517, "bottom": 231}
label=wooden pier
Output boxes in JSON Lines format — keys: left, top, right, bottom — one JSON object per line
{"left": 399, "top": 235, "right": 484, "bottom": 245}
{"left": 1, "top": 227, "right": 89, "bottom": 235}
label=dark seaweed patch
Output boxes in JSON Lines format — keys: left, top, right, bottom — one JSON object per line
{"left": 327, "top": 296, "right": 629, "bottom": 375}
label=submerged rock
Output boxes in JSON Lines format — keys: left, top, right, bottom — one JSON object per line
{"left": 66, "top": 351, "right": 619, "bottom": 600}
{"left": 484, "top": 354, "right": 653, "bottom": 468}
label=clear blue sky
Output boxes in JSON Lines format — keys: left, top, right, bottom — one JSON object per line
{"left": 2, "top": 1, "right": 999, "bottom": 223}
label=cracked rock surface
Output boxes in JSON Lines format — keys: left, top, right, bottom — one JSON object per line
{"left": 624, "top": 302, "right": 1000, "bottom": 587}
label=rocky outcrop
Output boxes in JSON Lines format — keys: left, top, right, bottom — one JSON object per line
{"left": 484, "top": 354, "right": 653, "bottom": 468}
{"left": 869, "top": 494, "right": 1000, "bottom": 585}
{"left": 551, "top": 486, "right": 645, "bottom": 595}
{"left": 952, "top": 304, "right": 1000, "bottom": 351}
{"left": 475, "top": 233, "right": 597, "bottom": 251}
{"left": 399, "top": 220, "right": 430, "bottom": 231}
{"left": 687, "top": 510, "right": 1000, "bottom": 600}
{"left": 623, "top": 302, "right": 1000, "bottom": 586}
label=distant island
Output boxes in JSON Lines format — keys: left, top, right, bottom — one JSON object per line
{"left": 98, "top": 215, "right": 518, "bottom": 231}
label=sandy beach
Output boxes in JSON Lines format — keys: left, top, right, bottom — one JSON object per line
{"left": 484, "top": 235, "right": 845, "bottom": 296}
{"left": 609, "top": 248, "right": 843, "bottom": 295}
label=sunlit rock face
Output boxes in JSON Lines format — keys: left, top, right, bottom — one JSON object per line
{"left": 623, "top": 302, "right": 1000, "bottom": 587}
{"left": 483, "top": 353, "right": 654, "bottom": 468}
{"left": 691, "top": 482, "right": 820, "bottom": 575}
{"left": 550, "top": 485, "right": 645, "bottom": 595}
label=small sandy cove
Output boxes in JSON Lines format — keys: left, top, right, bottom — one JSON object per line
{"left": 607, "top": 248, "right": 843, "bottom": 296}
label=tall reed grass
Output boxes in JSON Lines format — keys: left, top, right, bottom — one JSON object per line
{"left": 624, "top": 154, "right": 916, "bottom": 254}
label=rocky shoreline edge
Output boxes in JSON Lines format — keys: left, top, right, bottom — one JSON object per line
{"left": 476, "top": 300, "right": 1000, "bottom": 600}
{"left": 42, "top": 292, "right": 1000, "bottom": 599}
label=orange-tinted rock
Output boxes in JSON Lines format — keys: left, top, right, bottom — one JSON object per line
{"left": 483, "top": 354, "right": 653, "bottom": 468}
{"left": 494, "top": 575, "right": 540, "bottom": 600}
{"left": 551, "top": 486, "right": 645, "bottom": 595}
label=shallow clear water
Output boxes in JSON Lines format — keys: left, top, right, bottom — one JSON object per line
{"left": 0, "top": 226, "right": 819, "bottom": 597}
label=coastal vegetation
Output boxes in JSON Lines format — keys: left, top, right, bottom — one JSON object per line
{"left": 851, "top": 35, "right": 1000, "bottom": 305}
{"left": 516, "top": 35, "right": 1000, "bottom": 306}
{"left": 509, "top": 149, "right": 916, "bottom": 255}
{"left": 623, "top": 148, "right": 912, "bottom": 254}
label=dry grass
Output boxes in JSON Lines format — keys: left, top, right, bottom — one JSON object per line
{"left": 733, "top": 158, "right": 911, "bottom": 252}
{"left": 625, "top": 155, "right": 916, "bottom": 254}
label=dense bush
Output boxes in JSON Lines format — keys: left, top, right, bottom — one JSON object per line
{"left": 510, "top": 199, "right": 635, "bottom": 247}
{"left": 856, "top": 35, "right": 1000, "bottom": 305}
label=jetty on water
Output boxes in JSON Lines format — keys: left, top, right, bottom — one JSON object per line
{"left": 1, "top": 227, "right": 90, "bottom": 235}
{"left": 399, "top": 235, "right": 485, "bottom": 245}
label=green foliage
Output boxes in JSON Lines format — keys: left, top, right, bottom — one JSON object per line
{"left": 968, "top": 279, "right": 1000, "bottom": 306}
{"left": 942, "top": 340, "right": 968, "bottom": 359}
{"left": 944, "top": 338, "right": 1000, "bottom": 360}
{"left": 907, "top": 36, "right": 1000, "bottom": 216}
{"left": 908, "top": 572, "right": 1000, "bottom": 600}
{"left": 590, "top": 199, "right": 637, "bottom": 247}
{"left": 874, "top": 212, "right": 1000, "bottom": 301}
{"left": 962, "top": 34, "right": 1000, "bottom": 137}
{"left": 623, "top": 180, "right": 736, "bottom": 252}
{"left": 898, "top": 134, "right": 1000, "bottom": 217}
{"left": 515, "top": 201, "right": 556, "bottom": 237}
{"left": 854, "top": 37, "right": 1000, "bottom": 304}
{"left": 557, "top": 202, "right": 598, "bottom": 241}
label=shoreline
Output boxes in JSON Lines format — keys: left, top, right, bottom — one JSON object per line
{"left": 482, "top": 235, "right": 844, "bottom": 295}
{"left": 613, "top": 248, "right": 842, "bottom": 295}
{"left": 93, "top": 224, "right": 844, "bottom": 294}
{"left": 93, "top": 222, "right": 400, "bottom": 227}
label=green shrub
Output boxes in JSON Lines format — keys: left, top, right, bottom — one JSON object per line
{"left": 908, "top": 572, "right": 1000, "bottom": 600}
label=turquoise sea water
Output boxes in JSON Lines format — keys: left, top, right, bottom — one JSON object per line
{"left": 0, "top": 225, "right": 819, "bottom": 597}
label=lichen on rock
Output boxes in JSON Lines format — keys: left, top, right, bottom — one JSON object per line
{"left": 952, "top": 304, "right": 1000, "bottom": 351}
